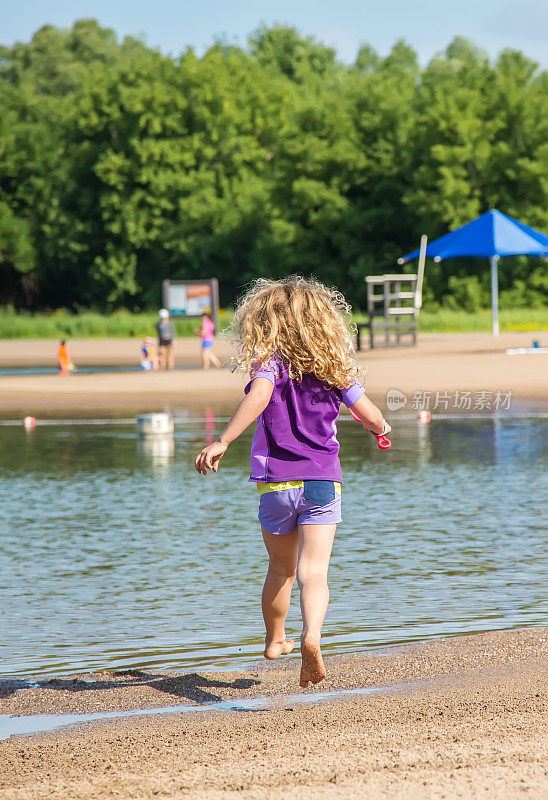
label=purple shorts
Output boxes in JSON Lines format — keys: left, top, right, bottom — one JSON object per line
{"left": 258, "top": 480, "right": 342, "bottom": 535}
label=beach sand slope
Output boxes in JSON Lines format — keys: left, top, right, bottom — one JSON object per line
{"left": 0, "top": 331, "right": 547, "bottom": 415}
{"left": 1, "top": 629, "right": 546, "bottom": 799}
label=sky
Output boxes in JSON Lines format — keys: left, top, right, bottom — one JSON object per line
{"left": 1, "top": 0, "right": 547, "bottom": 67}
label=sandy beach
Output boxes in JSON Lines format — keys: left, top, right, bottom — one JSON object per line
{"left": 0, "top": 331, "right": 547, "bottom": 415}
{"left": 1, "top": 628, "right": 546, "bottom": 799}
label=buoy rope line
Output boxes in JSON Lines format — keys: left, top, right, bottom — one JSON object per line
{"left": 1, "top": 411, "right": 547, "bottom": 427}
{"left": 388, "top": 411, "right": 548, "bottom": 421}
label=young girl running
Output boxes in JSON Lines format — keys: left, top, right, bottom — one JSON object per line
{"left": 195, "top": 277, "right": 390, "bottom": 687}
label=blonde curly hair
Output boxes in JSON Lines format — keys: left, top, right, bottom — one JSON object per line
{"left": 229, "top": 276, "right": 362, "bottom": 389}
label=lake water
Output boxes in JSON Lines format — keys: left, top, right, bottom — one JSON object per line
{"left": 0, "top": 365, "right": 196, "bottom": 377}
{"left": 1, "top": 414, "right": 546, "bottom": 677}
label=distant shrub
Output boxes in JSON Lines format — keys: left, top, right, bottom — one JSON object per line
{"left": 444, "top": 276, "right": 489, "bottom": 313}
{"left": 499, "top": 268, "right": 548, "bottom": 309}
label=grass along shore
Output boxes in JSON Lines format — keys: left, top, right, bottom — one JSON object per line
{"left": 0, "top": 308, "right": 233, "bottom": 339}
{"left": 0, "top": 306, "right": 547, "bottom": 339}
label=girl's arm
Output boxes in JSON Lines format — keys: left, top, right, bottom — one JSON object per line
{"left": 194, "top": 378, "right": 274, "bottom": 474}
{"left": 348, "top": 393, "right": 391, "bottom": 436}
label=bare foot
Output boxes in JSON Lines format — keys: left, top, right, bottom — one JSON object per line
{"left": 299, "top": 637, "right": 326, "bottom": 687}
{"left": 264, "top": 638, "right": 295, "bottom": 660}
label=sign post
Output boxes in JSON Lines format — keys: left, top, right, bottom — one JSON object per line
{"left": 162, "top": 279, "right": 220, "bottom": 332}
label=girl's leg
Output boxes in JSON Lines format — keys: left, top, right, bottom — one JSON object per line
{"left": 167, "top": 344, "right": 175, "bottom": 370}
{"left": 261, "top": 526, "right": 298, "bottom": 659}
{"left": 209, "top": 350, "right": 221, "bottom": 368}
{"left": 202, "top": 349, "right": 210, "bottom": 369}
{"left": 297, "top": 523, "right": 336, "bottom": 687}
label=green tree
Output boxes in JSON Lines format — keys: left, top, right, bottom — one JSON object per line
{"left": 0, "top": 21, "right": 546, "bottom": 312}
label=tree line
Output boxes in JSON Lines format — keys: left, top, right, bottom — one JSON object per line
{"left": 1, "top": 20, "right": 547, "bottom": 312}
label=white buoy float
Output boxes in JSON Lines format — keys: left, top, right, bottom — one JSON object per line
{"left": 23, "top": 416, "right": 37, "bottom": 430}
{"left": 136, "top": 413, "right": 174, "bottom": 436}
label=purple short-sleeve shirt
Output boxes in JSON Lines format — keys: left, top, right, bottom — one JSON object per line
{"left": 245, "top": 359, "right": 364, "bottom": 483}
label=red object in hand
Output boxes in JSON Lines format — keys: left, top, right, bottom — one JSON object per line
{"left": 349, "top": 408, "right": 391, "bottom": 450}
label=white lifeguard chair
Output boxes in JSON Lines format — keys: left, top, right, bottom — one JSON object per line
{"left": 356, "top": 236, "right": 427, "bottom": 350}
{"left": 357, "top": 273, "right": 418, "bottom": 349}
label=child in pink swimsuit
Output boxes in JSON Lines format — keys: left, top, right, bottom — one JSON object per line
{"left": 195, "top": 277, "right": 390, "bottom": 687}
{"left": 196, "top": 312, "right": 221, "bottom": 369}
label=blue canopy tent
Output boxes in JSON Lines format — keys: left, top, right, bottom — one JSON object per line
{"left": 398, "top": 210, "right": 548, "bottom": 336}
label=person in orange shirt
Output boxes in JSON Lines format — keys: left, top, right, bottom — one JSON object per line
{"left": 57, "top": 340, "right": 75, "bottom": 376}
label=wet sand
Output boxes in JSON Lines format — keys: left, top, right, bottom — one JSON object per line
{"left": 0, "top": 331, "right": 547, "bottom": 415}
{"left": 1, "top": 629, "right": 546, "bottom": 799}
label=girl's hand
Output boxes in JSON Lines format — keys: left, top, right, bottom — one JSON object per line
{"left": 195, "top": 441, "right": 228, "bottom": 474}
